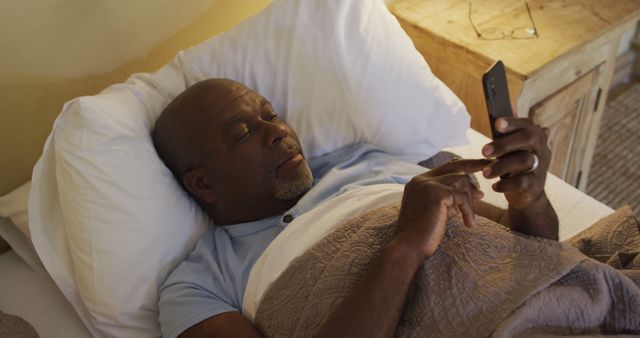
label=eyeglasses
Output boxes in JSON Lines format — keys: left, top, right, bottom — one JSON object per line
{"left": 468, "top": 1, "right": 539, "bottom": 40}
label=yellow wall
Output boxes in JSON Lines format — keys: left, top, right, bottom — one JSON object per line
{"left": 0, "top": 0, "right": 271, "bottom": 195}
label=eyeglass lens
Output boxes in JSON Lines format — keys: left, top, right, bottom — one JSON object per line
{"left": 470, "top": 1, "right": 538, "bottom": 40}
{"left": 480, "top": 27, "right": 537, "bottom": 40}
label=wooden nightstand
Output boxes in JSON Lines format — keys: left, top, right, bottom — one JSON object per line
{"left": 389, "top": 0, "right": 640, "bottom": 191}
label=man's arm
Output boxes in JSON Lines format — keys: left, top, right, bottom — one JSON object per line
{"left": 178, "top": 244, "right": 421, "bottom": 338}
{"left": 481, "top": 117, "right": 559, "bottom": 240}
{"left": 504, "top": 193, "right": 558, "bottom": 240}
{"left": 474, "top": 197, "right": 558, "bottom": 240}
{"left": 179, "top": 242, "right": 421, "bottom": 338}
{"left": 312, "top": 237, "right": 425, "bottom": 338}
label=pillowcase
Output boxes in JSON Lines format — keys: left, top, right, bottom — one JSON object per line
{"left": 0, "top": 181, "right": 31, "bottom": 240}
{"left": 29, "top": 0, "right": 470, "bottom": 336}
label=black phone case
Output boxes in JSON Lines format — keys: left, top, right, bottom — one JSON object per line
{"left": 482, "top": 60, "right": 514, "bottom": 139}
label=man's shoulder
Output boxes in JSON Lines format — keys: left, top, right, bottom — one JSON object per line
{"left": 157, "top": 225, "right": 239, "bottom": 338}
{"left": 161, "top": 227, "right": 220, "bottom": 286}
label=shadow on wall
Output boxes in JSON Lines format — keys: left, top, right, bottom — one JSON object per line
{"left": 0, "top": 0, "right": 271, "bottom": 195}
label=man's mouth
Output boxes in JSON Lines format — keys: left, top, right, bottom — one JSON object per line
{"left": 276, "top": 150, "right": 304, "bottom": 171}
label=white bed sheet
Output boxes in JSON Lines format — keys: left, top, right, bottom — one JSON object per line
{"left": 446, "top": 128, "right": 613, "bottom": 240}
{"left": 0, "top": 250, "right": 90, "bottom": 338}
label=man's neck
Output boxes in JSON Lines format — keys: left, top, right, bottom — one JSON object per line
{"left": 207, "top": 197, "right": 300, "bottom": 226}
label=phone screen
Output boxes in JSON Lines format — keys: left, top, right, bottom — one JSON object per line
{"left": 482, "top": 60, "right": 514, "bottom": 139}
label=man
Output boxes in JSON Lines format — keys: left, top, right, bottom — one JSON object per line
{"left": 153, "top": 78, "right": 556, "bottom": 338}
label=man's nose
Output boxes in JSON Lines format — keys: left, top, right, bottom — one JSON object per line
{"left": 264, "top": 121, "right": 288, "bottom": 146}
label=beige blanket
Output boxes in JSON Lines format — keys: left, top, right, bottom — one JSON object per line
{"left": 255, "top": 205, "right": 640, "bottom": 337}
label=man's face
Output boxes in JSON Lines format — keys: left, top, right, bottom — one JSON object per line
{"left": 197, "top": 83, "right": 313, "bottom": 208}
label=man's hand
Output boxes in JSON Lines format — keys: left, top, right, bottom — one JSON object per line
{"left": 395, "top": 159, "right": 491, "bottom": 263}
{"left": 481, "top": 117, "right": 550, "bottom": 208}
{"left": 481, "top": 117, "right": 559, "bottom": 240}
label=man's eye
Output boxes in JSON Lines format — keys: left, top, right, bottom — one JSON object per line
{"left": 235, "top": 127, "right": 250, "bottom": 141}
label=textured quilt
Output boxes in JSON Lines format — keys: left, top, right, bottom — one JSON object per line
{"left": 255, "top": 205, "right": 640, "bottom": 337}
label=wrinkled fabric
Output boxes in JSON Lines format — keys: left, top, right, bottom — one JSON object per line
{"left": 255, "top": 205, "right": 640, "bottom": 338}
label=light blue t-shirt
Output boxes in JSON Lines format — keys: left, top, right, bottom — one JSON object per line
{"left": 158, "top": 144, "right": 428, "bottom": 338}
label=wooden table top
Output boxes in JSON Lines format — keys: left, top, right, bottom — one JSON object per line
{"left": 389, "top": 0, "right": 640, "bottom": 79}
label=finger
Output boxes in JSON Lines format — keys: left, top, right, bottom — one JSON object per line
{"left": 435, "top": 173, "right": 472, "bottom": 185}
{"left": 494, "top": 117, "right": 535, "bottom": 134}
{"left": 483, "top": 117, "right": 548, "bottom": 158}
{"left": 427, "top": 158, "right": 493, "bottom": 176}
{"left": 460, "top": 203, "right": 476, "bottom": 228}
{"left": 436, "top": 173, "right": 484, "bottom": 200}
{"left": 482, "top": 151, "right": 538, "bottom": 179}
{"left": 482, "top": 128, "right": 538, "bottom": 158}
{"left": 447, "top": 205, "right": 459, "bottom": 219}
{"left": 451, "top": 188, "right": 476, "bottom": 228}
{"left": 467, "top": 171, "right": 481, "bottom": 190}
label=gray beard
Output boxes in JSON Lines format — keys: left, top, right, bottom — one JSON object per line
{"left": 273, "top": 161, "right": 314, "bottom": 201}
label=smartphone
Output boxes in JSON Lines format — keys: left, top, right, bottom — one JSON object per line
{"left": 482, "top": 60, "right": 514, "bottom": 139}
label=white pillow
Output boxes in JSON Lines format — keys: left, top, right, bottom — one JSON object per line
{"left": 29, "top": 0, "right": 470, "bottom": 337}
{"left": 179, "top": 1, "right": 469, "bottom": 159}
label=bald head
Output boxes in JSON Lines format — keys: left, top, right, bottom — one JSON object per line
{"left": 153, "top": 78, "right": 250, "bottom": 181}
{"left": 152, "top": 78, "right": 313, "bottom": 225}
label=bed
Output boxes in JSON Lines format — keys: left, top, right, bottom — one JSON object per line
{"left": 0, "top": 0, "right": 629, "bottom": 337}
{"left": 0, "top": 127, "right": 615, "bottom": 337}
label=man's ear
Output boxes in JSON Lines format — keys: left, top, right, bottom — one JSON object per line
{"left": 182, "top": 168, "right": 217, "bottom": 204}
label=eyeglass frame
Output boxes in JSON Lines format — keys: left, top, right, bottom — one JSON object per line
{"left": 468, "top": 1, "right": 539, "bottom": 40}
